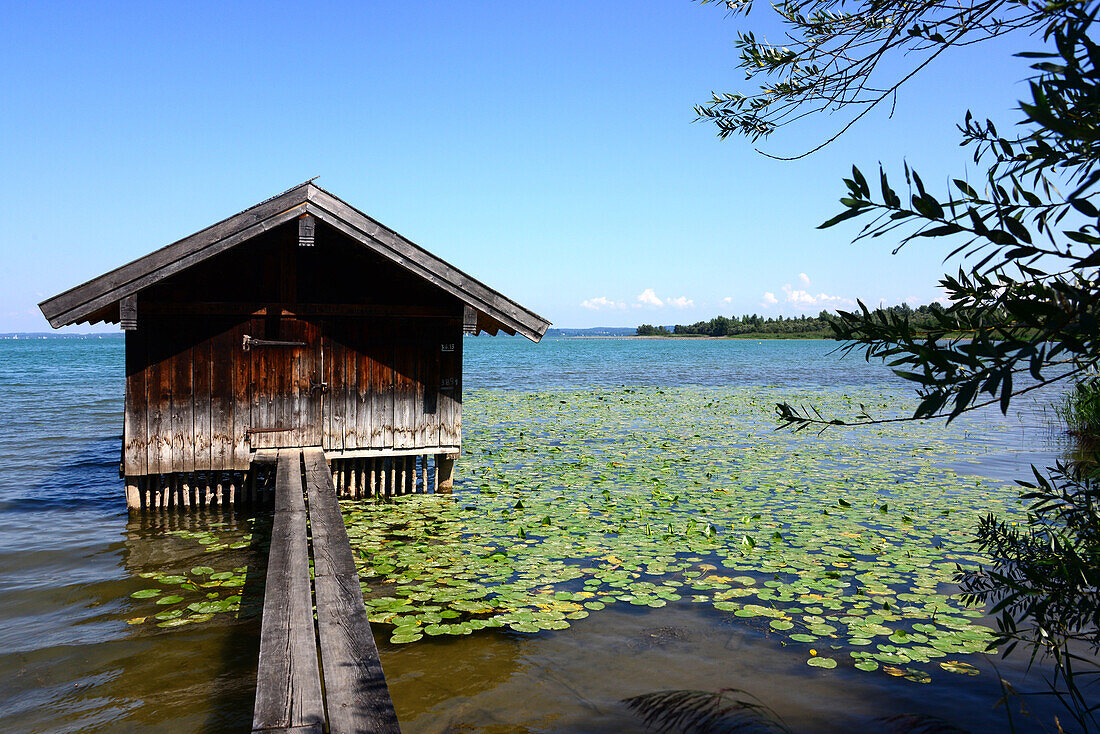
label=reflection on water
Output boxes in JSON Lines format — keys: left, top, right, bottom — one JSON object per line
{"left": 384, "top": 601, "right": 1049, "bottom": 733}
{"left": 0, "top": 336, "right": 1087, "bottom": 732}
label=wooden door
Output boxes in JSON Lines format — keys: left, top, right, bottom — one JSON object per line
{"left": 248, "top": 317, "right": 323, "bottom": 448}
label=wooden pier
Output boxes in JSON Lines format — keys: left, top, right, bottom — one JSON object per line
{"left": 253, "top": 447, "right": 400, "bottom": 734}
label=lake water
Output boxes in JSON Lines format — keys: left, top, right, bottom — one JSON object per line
{"left": 0, "top": 335, "right": 1080, "bottom": 732}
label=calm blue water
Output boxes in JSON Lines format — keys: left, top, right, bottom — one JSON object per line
{"left": 0, "top": 334, "right": 1076, "bottom": 732}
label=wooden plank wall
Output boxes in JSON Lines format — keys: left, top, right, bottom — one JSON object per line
{"left": 124, "top": 315, "right": 462, "bottom": 477}
{"left": 125, "top": 317, "right": 254, "bottom": 475}
{"left": 321, "top": 317, "right": 460, "bottom": 454}
{"left": 439, "top": 320, "right": 462, "bottom": 447}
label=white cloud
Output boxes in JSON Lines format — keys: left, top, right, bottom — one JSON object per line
{"left": 762, "top": 292, "right": 779, "bottom": 305}
{"left": 798, "top": 273, "right": 811, "bottom": 286}
{"left": 580, "top": 296, "right": 625, "bottom": 311}
{"left": 722, "top": 296, "right": 733, "bottom": 304}
{"left": 668, "top": 296, "right": 694, "bottom": 309}
{"left": 636, "top": 288, "right": 664, "bottom": 308}
{"left": 778, "top": 283, "right": 854, "bottom": 309}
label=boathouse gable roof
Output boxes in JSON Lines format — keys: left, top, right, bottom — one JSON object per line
{"left": 38, "top": 182, "right": 550, "bottom": 341}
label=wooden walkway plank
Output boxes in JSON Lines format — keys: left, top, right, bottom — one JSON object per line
{"left": 303, "top": 447, "right": 401, "bottom": 734}
{"left": 252, "top": 449, "right": 325, "bottom": 734}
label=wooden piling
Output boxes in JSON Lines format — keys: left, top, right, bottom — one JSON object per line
{"left": 436, "top": 453, "right": 456, "bottom": 493}
{"left": 126, "top": 477, "right": 141, "bottom": 510}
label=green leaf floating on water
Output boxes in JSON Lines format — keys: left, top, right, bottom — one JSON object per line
{"left": 808, "top": 656, "right": 837, "bottom": 668}
{"left": 131, "top": 589, "right": 161, "bottom": 599}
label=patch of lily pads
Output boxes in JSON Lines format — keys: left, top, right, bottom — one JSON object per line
{"left": 346, "top": 386, "right": 1020, "bottom": 685}
{"left": 126, "top": 523, "right": 259, "bottom": 628}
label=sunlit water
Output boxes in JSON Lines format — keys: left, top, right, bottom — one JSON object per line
{"left": 0, "top": 335, "right": 1081, "bottom": 732}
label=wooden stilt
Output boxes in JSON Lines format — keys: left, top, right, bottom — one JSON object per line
{"left": 126, "top": 476, "right": 141, "bottom": 511}
{"left": 436, "top": 454, "right": 455, "bottom": 493}
{"left": 369, "top": 460, "right": 376, "bottom": 498}
{"left": 432, "top": 456, "right": 438, "bottom": 493}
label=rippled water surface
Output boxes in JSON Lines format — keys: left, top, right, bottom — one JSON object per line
{"left": 0, "top": 335, "right": 1081, "bottom": 732}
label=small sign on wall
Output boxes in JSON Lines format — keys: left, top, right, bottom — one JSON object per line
{"left": 441, "top": 343, "right": 455, "bottom": 352}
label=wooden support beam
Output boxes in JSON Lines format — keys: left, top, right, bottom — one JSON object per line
{"left": 120, "top": 294, "right": 137, "bottom": 330}
{"left": 462, "top": 305, "right": 477, "bottom": 334}
{"left": 298, "top": 213, "right": 315, "bottom": 247}
{"left": 303, "top": 448, "right": 400, "bottom": 734}
{"left": 253, "top": 449, "right": 325, "bottom": 734}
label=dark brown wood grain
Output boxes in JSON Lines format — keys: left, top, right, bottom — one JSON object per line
{"left": 370, "top": 324, "right": 394, "bottom": 449}
{"left": 252, "top": 449, "right": 325, "bottom": 734}
{"left": 123, "top": 330, "right": 147, "bottom": 476}
{"left": 303, "top": 448, "right": 400, "bottom": 734}
{"left": 393, "top": 323, "right": 415, "bottom": 451}
{"left": 230, "top": 318, "right": 251, "bottom": 469}
{"left": 146, "top": 330, "right": 172, "bottom": 475}
{"left": 355, "top": 326, "right": 372, "bottom": 452}
{"left": 192, "top": 329, "right": 212, "bottom": 472}
{"left": 171, "top": 322, "right": 194, "bottom": 473}
{"left": 344, "top": 320, "right": 360, "bottom": 451}
{"left": 209, "top": 321, "right": 234, "bottom": 471}
{"left": 438, "top": 321, "right": 462, "bottom": 447}
{"left": 322, "top": 322, "right": 343, "bottom": 452}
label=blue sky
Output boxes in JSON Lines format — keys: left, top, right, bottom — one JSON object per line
{"left": 1, "top": 1, "right": 1040, "bottom": 332}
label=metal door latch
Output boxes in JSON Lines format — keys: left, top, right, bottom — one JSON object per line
{"left": 310, "top": 381, "right": 329, "bottom": 394}
{"left": 242, "top": 335, "right": 307, "bottom": 351}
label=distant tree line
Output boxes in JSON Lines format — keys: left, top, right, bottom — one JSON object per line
{"left": 636, "top": 302, "right": 948, "bottom": 337}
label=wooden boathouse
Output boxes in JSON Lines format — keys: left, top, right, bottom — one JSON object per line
{"left": 39, "top": 181, "right": 550, "bottom": 510}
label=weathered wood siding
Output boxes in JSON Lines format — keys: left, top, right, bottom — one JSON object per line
{"left": 123, "top": 315, "right": 462, "bottom": 476}
{"left": 320, "top": 317, "right": 461, "bottom": 454}
{"left": 125, "top": 317, "right": 252, "bottom": 475}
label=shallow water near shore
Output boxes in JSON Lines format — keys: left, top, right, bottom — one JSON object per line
{"left": 0, "top": 334, "right": 1085, "bottom": 732}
